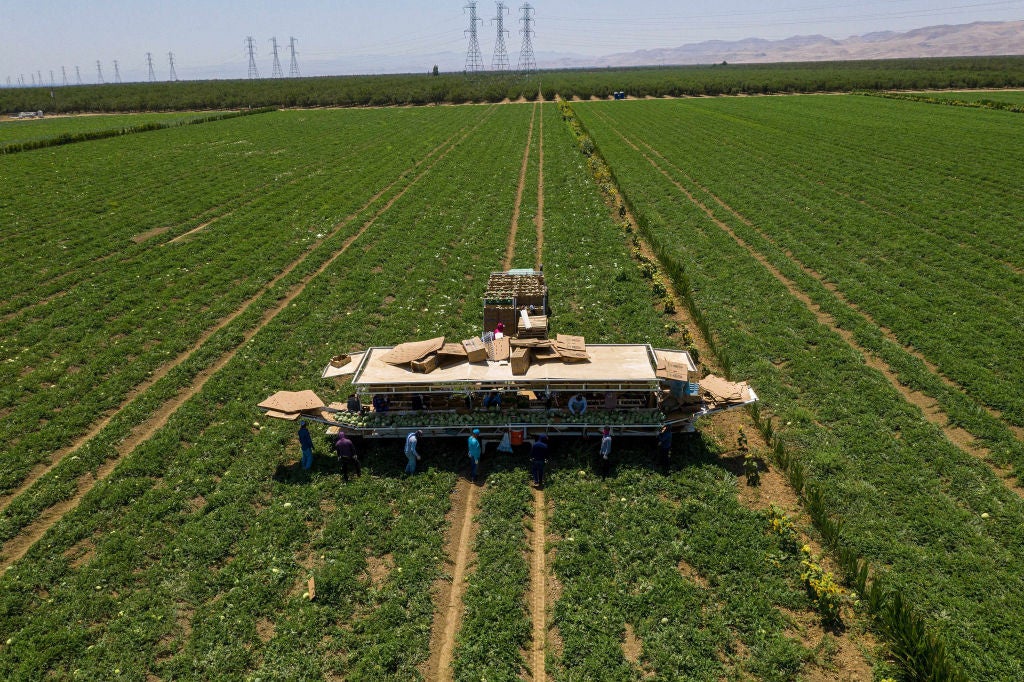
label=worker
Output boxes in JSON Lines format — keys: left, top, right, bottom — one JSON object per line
{"left": 334, "top": 431, "right": 360, "bottom": 481}
{"left": 530, "top": 434, "right": 549, "bottom": 488}
{"left": 411, "top": 394, "right": 425, "bottom": 411}
{"left": 598, "top": 427, "right": 612, "bottom": 479}
{"left": 468, "top": 428, "right": 482, "bottom": 482}
{"left": 483, "top": 389, "right": 502, "bottom": 411}
{"left": 405, "top": 430, "right": 423, "bottom": 475}
{"left": 494, "top": 321, "right": 505, "bottom": 338}
{"left": 346, "top": 393, "right": 362, "bottom": 413}
{"left": 568, "top": 393, "right": 587, "bottom": 416}
{"left": 372, "top": 394, "right": 390, "bottom": 413}
{"left": 658, "top": 425, "right": 672, "bottom": 470}
{"left": 297, "top": 421, "right": 314, "bottom": 470}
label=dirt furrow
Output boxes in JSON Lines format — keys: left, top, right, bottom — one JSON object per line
{"left": 635, "top": 139, "right": 1024, "bottom": 445}
{"left": 535, "top": 103, "right": 545, "bottom": 270}
{"left": 625, "top": 134, "right": 1024, "bottom": 500}
{"left": 0, "top": 112, "right": 493, "bottom": 569}
{"left": 503, "top": 102, "right": 538, "bottom": 271}
{"left": 530, "top": 488, "right": 547, "bottom": 681}
{"left": 427, "top": 478, "right": 480, "bottom": 681}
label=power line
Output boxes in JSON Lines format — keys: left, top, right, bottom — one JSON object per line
{"left": 246, "top": 36, "right": 260, "bottom": 79}
{"left": 270, "top": 37, "right": 284, "bottom": 78}
{"left": 168, "top": 52, "right": 178, "bottom": 81}
{"left": 146, "top": 52, "right": 156, "bottom": 82}
{"left": 75, "top": 66, "right": 82, "bottom": 85}
{"left": 518, "top": 3, "right": 536, "bottom": 74}
{"left": 491, "top": 2, "right": 510, "bottom": 72}
{"left": 464, "top": 1, "right": 484, "bottom": 73}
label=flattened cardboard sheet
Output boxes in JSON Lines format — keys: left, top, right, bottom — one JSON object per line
{"left": 657, "top": 361, "right": 690, "bottom": 382}
{"left": 258, "top": 390, "right": 326, "bottom": 413}
{"left": 263, "top": 409, "right": 301, "bottom": 421}
{"left": 439, "top": 342, "right": 468, "bottom": 357}
{"left": 700, "top": 374, "right": 747, "bottom": 403}
{"left": 380, "top": 337, "right": 445, "bottom": 365}
{"left": 533, "top": 346, "right": 562, "bottom": 361}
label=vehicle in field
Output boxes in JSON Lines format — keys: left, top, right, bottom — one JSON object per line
{"left": 259, "top": 270, "right": 757, "bottom": 441}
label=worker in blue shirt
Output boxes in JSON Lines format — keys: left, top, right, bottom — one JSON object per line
{"left": 657, "top": 425, "right": 672, "bottom": 469}
{"left": 598, "top": 427, "right": 612, "bottom": 479}
{"left": 405, "top": 430, "right": 423, "bottom": 475}
{"left": 568, "top": 393, "right": 587, "bottom": 416}
{"left": 298, "top": 421, "right": 314, "bottom": 470}
{"left": 468, "top": 429, "right": 482, "bottom": 482}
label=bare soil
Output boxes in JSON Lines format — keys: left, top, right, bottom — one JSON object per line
{"left": 503, "top": 101, "right": 538, "bottom": 271}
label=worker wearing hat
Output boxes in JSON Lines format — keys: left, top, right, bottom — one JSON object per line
{"left": 298, "top": 420, "right": 314, "bottom": 470}
{"left": 468, "top": 428, "right": 482, "bottom": 482}
{"left": 334, "top": 430, "right": 360, "bottom": 482}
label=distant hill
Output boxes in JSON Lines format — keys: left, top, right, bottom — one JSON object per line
{"left": 541, "top": 20, "right": 1024, "bottom": 69}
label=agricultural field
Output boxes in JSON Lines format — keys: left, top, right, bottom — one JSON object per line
{"left": 576, "top": 95, "right": 1024, "bottom": 679}
{"left": 0, "top": 112, "right": 221, "bottom": 145}
{"left": 0, "top": 91, "right": 1020, "bottom": 681}
{"left": 916, "top": 89, "right": 1024, "bottom": 105}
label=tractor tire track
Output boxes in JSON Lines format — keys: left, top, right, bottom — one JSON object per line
{"left": 0, "top": 111, "right": 495, "bottom": 568}
{"left": 529, "top": 488, "right": 547, "bottom": 681}
{"left": 535, "top": 103, "right": 545, "bottom": 270}
{"left": 600, "top": 118, "right": 1024, "bottom": 500}
{"left": 428, "top": 478, "right": 480, "bottom": 681}
{"left": 503, "top": 102, "right": 538, "bottom": 271}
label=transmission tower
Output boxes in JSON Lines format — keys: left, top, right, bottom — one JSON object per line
{"left": 96, "top": 61, "right": 104, "bottom": 84}
{"left": 75, "top": 66, "right": 82, "bottom": 85}
{"left": 464, "top": 2, "right": 484, "bottom": 74}
{"left": 113, "top": 60, "right": 122, "bottom": 84}
{"left": 50, "top": 70, "right": 56, "bottom": 87}
{"left": 146, "top": 52, "right": 156, "bottom": 82}
{"left": 246, "top": 36, "right": 260, "bottom": 79}
{"left": 31, "top": 73, "right": 36, "bottom": 86}
{"left": 491, "top": 2, "right": 510, "bottom": 71}
{"left": 517, "top": 3, "right": 536, "bottom": 74}
{"left": 168, "top": 52, "right": 178, "bottom": 81}
{"left": 61, "top": 66, "right": 68, "bottom": 86}
{"left": 37, "top": 70, "right": 43, "bottom": 86}
{"left": 288, "top": 37, "right": 300, "bottom": 77}
{"left": 269, "top": 37, "right": 283, "bottom": 78}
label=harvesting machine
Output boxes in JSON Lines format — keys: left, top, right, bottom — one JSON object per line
{"left": 259, "top": 269, "right": 757, "bottom": 441}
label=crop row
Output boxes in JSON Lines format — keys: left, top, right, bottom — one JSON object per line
{"left": 0, "top": 112, "right": 219, "bottom": 144}
{"left": 0, "top": 103, "right": 538, "bottom": 679}
{"left": 0, "top": 107, "right": 497, "bottom": 551}
{"left": 580, "top": 101, "right": 1024, "bottom": 679}
{"left": 0, "top": 108, "right": 483, "bottom": 497}
{"left": 4, "top": 56, "right": 1024, "bottom": 111}
{"left": 579, "top": 97, "right": 1024, "bottom": 429}
{"left": 0, "top": 108, "right": 444, "bottom": 305}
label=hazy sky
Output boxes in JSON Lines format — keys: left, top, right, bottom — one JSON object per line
{"left": 2, "top": 0, "right": 1022, "bottom": 83}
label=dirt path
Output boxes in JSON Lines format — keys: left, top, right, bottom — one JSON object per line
{"left": 634, "top": 138, "right": 1024, "bottom": 445}
{"left": 502, "top": 102, "right": 538, "bottom": 271}
{"left": 530, "top": 488, "right": 547, "bottom": 680}
{"left": 0, "top": 111, "right": 494, "bottom": 571}
{"left": 427, "top": 478, "right": 480, "bottom": 681}
{"left": 534, "top": 104, "right": 545, "bottom": 270}
{"left": 615, "top": 129, "right": 1024, "bottom": 501}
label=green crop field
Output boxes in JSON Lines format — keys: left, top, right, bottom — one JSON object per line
{"left": 0, "top": 93, "right": 1021, "bottom": 680}
{"left": 0, "top": 112, "right": 220, "bottom": 144}
{"left": 921, "top": 89, "right": 1024, "bottom": 105}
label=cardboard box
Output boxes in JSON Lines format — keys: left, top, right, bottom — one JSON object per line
{"left": 411, "top": 354, "right": 439, "bottom": 374}
{"left": 462, "top": 337, "right": 488, "bottom": 363}
{"left": 511, "top": 347, "right": 531, "bottom": 375}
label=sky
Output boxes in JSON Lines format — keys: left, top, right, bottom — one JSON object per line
{"left": 2, "top": 0, "right": 1022, "bottom": 83}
